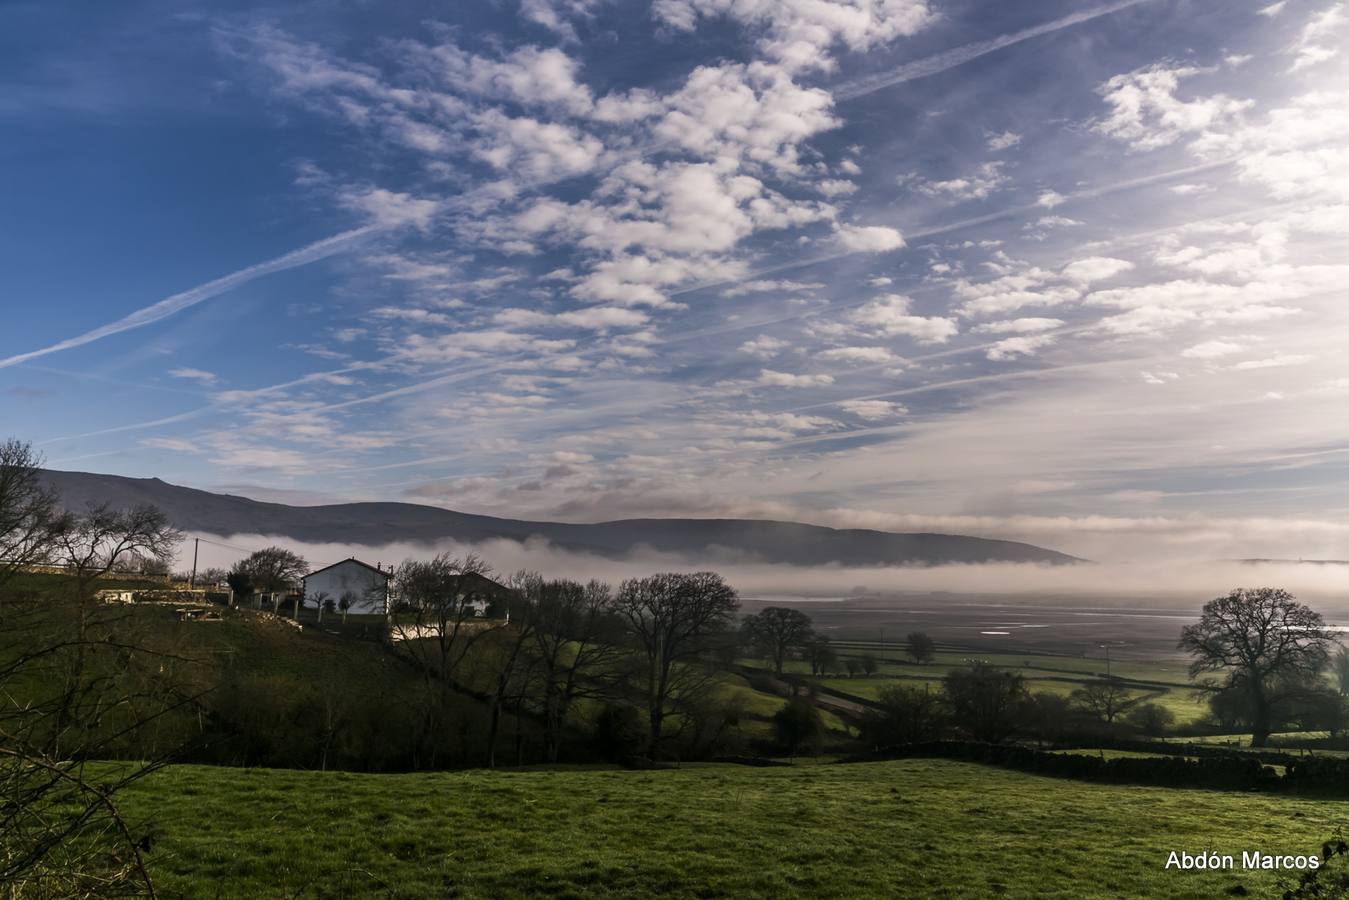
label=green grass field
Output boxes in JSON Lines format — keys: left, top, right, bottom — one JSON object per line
{"left": 123, "top": 759, "right": 1344, "bottom": 899}
{"left": 783, "top": 646, "right": 1212, "bottom": 725}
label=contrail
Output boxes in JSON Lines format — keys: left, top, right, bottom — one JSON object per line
{"left": 0, "top": 224, "right": 380, "bottom": 370}
{"left": 832, "top": 0, "right": 1162, "bottom": 99}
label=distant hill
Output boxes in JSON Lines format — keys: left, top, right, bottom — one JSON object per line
{"left": 40, "top": 469, "right": 1082, "bottom": 567}
{"left": 1230, "top": 558, "right": 1349, "bottom": 566}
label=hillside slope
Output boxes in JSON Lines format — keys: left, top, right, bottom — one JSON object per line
{"left": 41, "top": 469, "right": 1082, "bottom": 566}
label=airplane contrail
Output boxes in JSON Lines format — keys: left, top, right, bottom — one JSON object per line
{"left": 832, "top": 0, "right": 1163, "bottom": 99}
{"left": 0, "top": 224, "right": 381, "bottom": 370}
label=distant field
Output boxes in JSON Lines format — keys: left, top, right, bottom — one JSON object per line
{"left": 775, "top": 645, "right": 1211, "bottom": 725}
{"left": 123, "top": 759, "right": 1345, "bottom": 898}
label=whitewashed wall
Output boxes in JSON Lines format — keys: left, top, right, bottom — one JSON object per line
{"left": 303, "top": 560, "right": 388, "bottom": 614}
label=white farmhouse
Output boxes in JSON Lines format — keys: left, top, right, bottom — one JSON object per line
{"left": 302, "top": 558, "right": 390, "bottom": 615}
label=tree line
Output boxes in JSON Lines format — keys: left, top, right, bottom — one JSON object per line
{"left": 854, "top": 587, "right": 1346, "bottom": 751}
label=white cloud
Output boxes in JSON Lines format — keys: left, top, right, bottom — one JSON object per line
{"left": 340, "top": 187, "right": 441, "bottom": 230}
{"left": 758, "top": 369, "right": 834, "bottom": 387}
{"left": 371, "top": 306, "right": 452, "bottom": 326}
{"left": 722, "top": 279, "right": 824, "bottom": 298}
{"left": 818, "top": 345, "right": 896, "bottom": 363}
{"left": 739, "top": 336, "right": 789, "bottom": 359}
{"left": 1181, "top": 340, "right": 1246, "bottom": 359}
{"left": 556, "top": 306, "right": 651, "bottom": 330}
{"left": 986, "top": 334, "right": 1056, "bottom": 361}
{"left": 1061, "top": 256, "right": 1134, "bottom": 284}
{"left": 973, "top": 317, "right": 1064, "bottom": 334}
{"left": 851, "top": 294, "right": 958, "bottom": 343}
{"left": 472, "top": 111, "right": 605, "bottom": 180}
{"left": 141, "top": 437, "right": 203, "bottom": 453}
{"left": 838, "top": 399, "right": 906, "bottom": 420}
{"left": 168, "top": 367, "right": 219, "bottom": 384}
{"left": 434, "top": 44, "right": 596, "bottom": 115}
{"left": 835, "top": 223, "right": 905, "bottom": 252}
{"left": 1084, "top": 275, "right": 1319, "bottom": 336}
{"left": 653, "top": 62, "right": 839, "bottom": 174}
{"left": 519, "top": 0, "right": 602, "bottom": 37}
{"left": 1036, "top": 190, "right": 1066, "bottom": 208}
{"left": 987, "top": 130, "right": 1022, "bottom": 151}
{"left": 1289, "top": 4, "right": 1346, "bottom": 72}
{"left": 1034, "top": 215, "right": 1083, "bottom": 228}
{"left": 652, "top": 0, "right": 933, "bottom": 73}
{"left": 1232, "top": 353, "right": 1313, "bottom": 370}
{"left": 954, "top": 267, "right": 1081, "bottom": 318}
{"left": 816, "top": 178, "right": 858, "bottom": 197}
{"left": 1093, "top": 63, "right": 1252, "bottom": 151}
{"left": 916, "top": 162, "right": 1009, "bottom": 201}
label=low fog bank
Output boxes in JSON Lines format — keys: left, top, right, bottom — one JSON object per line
{"left": 181, "top": 532, "right": 1349, "bottom": 614}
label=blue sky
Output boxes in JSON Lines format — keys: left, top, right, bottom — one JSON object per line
{"left": 2, "top": 0, "right": 1348, "bottom": 560}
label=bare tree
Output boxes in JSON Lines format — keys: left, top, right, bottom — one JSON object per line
{"left": 804, "top": 635, "right": 837, "bottom": 676}
{"left": 389, "top": 554, "right": 500, "bottom": 767}
{"left": 740, "top": 606, "right": 815, "bottom": 675}
{"left": 195, "top": 566, "right": 228, "bottom": 589}
{"left": 906, "top": 631, "right": 936, "bottom": 665}
{"left": 520, "top": 578, "right": 624, "bottom": 762}
{"left": 1179, "top": 587, "right": 1335, "bottom": 747}
{"left": 51, "top": 503, "right": 181, "bottom": 598}
{"left": 612, "top": 572, "right": 739, "bottom": 758}
{"left": 312, "top": 589, "right": 332, "bottom": 624}
{"left": 47, "top": 504, "right": 182, "bottom": 755}
{"left": 1, "top": 457, "right": 187, "bottom": 896}
{"left": 235, "top": 547, "right": 307, "bottom": 611}
{"left": 1071, "top": 678, "right": 1142, "bottom": 724}
{"left": 0, "top": 440, "right": 61, "bottom": 598}
{"left": 943, "top": 662, "right": 1030, "bottom": 744}
{"left": 477, "top": 571, "right": 542, "bottom": 768}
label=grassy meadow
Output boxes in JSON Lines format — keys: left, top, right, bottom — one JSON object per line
{"left": 764, "top": 642, "right": 1212, "bottom": 726}
{"left": 122, "top": 758, "right": 1344, "bottom": 899}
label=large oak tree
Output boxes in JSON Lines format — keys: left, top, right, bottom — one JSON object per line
{"left": 1179, "top": 587, "right": 1335, "bottom": 747}
{"left": 740, "top": 606, "right": 816, "bottom": 675}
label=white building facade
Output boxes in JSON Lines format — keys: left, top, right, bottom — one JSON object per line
{"left": 302, "top": 558, "right": 390, "bottom": 615}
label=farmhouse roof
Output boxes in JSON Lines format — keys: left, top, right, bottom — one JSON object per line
{"left": 302, "top": 557, "right": 390, "bottom": 582}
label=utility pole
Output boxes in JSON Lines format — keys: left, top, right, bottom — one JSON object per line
{"left": 190, "top": 537, "right": 199, "bottom": 589}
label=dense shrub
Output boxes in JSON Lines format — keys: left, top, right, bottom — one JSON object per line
{"left": 1125, "top": 702, "right": 1176, "bottom": 737}
{"left": 859, "top": 685, "right": 946, "bottom": 747}
{"left": 943, "top": 663, "right": 1030, "bottom": 744}
{"left": 773, "top": 697, "right": 824, "bottom": 756}
{"left": 592, "top": 704, "right": 645, "bottom": 762}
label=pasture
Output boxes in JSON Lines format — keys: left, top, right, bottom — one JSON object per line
{"left": 123, "top": 758, "right": 1344, "bottom": 899}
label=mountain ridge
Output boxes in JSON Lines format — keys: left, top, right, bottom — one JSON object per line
{"left": 39, "top": 469, "right": 1083, "bottom": 567}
